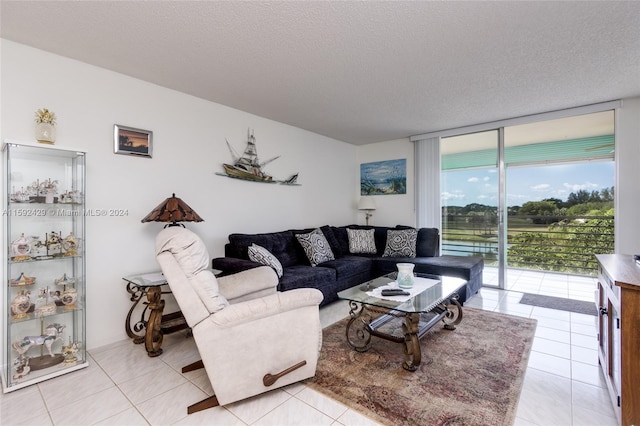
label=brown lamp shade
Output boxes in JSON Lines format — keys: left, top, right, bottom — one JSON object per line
{"left": 141, "top": 193, "right": 204, "bottom": 226}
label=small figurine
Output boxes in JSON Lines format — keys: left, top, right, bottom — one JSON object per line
{"left": 44, "top": 231, "right": 63, "bottom": 257}
{"left": 62, "top": 338, "right": 80, "bottom": 364}
{"left": 10, "top": 233, "right": 32, "bottom": 262}
{"left": 62, "top": 232, "right": 78, "bottom": 257}
{"left": 12, "top": 323, "right": 66, "bottom": 358}
{"left": 11, "top": 290, "right": 32, "bottom": 320}
{"left": 9, "top": 272, "right": 36, "bottom": 287}
{"left": 34, "top": 287, "right": 57, "bottom": 317}
{"left": 61, "top": 287, "right": 77, "bottom": 310}
{"left": 12, "top": 355, "right": 30, "bottom": 380}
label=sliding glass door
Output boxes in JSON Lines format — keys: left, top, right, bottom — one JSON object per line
{"left": 441, "top": 129, "right": 504, "bottom": 287}
{"left": 440, "top": 111, "right": 615, "bottom": 289}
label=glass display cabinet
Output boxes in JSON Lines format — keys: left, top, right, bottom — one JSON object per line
{"left": 2, "top": 140, "right": 87, "bottom": 392}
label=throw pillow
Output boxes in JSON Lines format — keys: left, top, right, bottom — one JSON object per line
{"left": 347, "top": 228, "right": 377, "bottom": 254}
{"left": 248, "top": 243, "right": 284, "bottom": 278}
{"left": 382, "top": 228, "right": 418, "bottom": 257}
{"left": 295, "top": 228, "right": 335, "bottom": 266}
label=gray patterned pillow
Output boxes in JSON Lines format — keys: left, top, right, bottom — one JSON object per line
{"left": 347, "top": 228, "right": 377, "bottom": 254}
{"left": 295, "top": 228, "right": 335, "bottom": 266}
{"left": 248, "top": 244, "right": 283, "bottom": 277}
{"left": 382, "top": 228, "right": 418, "bottom": 257}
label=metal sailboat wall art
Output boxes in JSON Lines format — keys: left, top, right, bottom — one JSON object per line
{"left": 216, "top": 129, "right": 300, "bottom": 185}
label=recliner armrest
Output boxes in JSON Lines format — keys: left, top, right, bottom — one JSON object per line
{"left": 210, "top": 288, "right": 323, "bottom": 328}
{"left": 217, "top": 266, "right": 278, "bottom": 303}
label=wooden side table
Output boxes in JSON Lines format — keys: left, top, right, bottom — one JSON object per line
{"left": 122, "top": 272, "right": 188, "bottom": 357}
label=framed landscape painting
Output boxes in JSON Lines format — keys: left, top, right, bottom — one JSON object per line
{"left": 360, "top": 159, "right": 406, "bottom": 195}
{"left": 114, "top": 124, "right": 153, "bottom": 158}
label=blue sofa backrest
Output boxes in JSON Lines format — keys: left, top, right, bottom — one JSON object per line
{"left": 225, "top": 225, "right": 440, "bottom": 265}
{"left": 332, "top": 225, "right": 440, "bottom": 258}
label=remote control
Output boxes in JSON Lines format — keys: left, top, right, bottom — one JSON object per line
{"left": 381, "top": 289, "right": 410, "bottom": 296}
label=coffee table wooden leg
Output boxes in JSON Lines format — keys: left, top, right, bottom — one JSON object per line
{"left": 402, "top": 313, "right": 421, "bottom": 371}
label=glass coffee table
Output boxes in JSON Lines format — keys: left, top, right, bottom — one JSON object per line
{"left": 337, "top": 273, "right": 466, "bottom": 371}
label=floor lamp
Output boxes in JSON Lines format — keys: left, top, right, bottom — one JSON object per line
{"left": 358, "top": 197, "right": 376, "bottom": 226}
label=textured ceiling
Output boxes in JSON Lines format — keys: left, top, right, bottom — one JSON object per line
{"left": 2, "top": 1, "right": 639, "bottom": 145}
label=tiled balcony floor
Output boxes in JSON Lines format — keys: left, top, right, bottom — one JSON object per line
{"left": 1, "top": 268, "right": 617, "bottom": 425}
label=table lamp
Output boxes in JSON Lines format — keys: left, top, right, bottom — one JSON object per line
{"left": 141, "top": 193, "right": 204, "bottom": 227}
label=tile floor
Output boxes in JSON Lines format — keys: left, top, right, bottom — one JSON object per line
{"left": 1, "top": 268, "right": 618, "bottom": 425}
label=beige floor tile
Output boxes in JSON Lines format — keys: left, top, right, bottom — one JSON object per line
{"left": 571, "top": 345, "right": 599, "bottom": 366}
{"left": 253, "top": 397, "right": 334, "bottom": 426}
{"left": 225, "top": 388, "right": 292, "bottom": 425}
{"left": 90, "top": 342, "right": 167, "bottom": 384}
{"left": 515, "top": 387, "right": 572, "bottom": 426}
{"left": 571, "top": 333, "right": 598, "bottom": 351}
{"left": 571, "top": 322, "right": 597, "bottom": 337}
{"left": 94, "top": 407, "right": 150, "bottom": 426}
{"left": 527, "top": 352, "right": 571, "bottom": 379}
{"left": 534, "top": 325, "right": 571, "bottom": 343}
{"left": 533, "top": 316, "right": 571, "bottom": 332}
{"left": 172, "top": 405, "right": 245, "bottom": 425}
{"left": 572, "top": 380, "right": 617, "bottom": 417}
{"left": 571, "top": 360, "right": 607, "bottom": 388}
{"left": 571, "top": 312, "right": 598, "bottom": 326}
{"left": 572, "top": 404, "right": 618, "bottom": 426}
{"left": 118, "top": 362, "right": 188, "bottom": 404}
{"left": 530, "top": 306, "right": 572, "bottom": 321}
{"left": 0, "top": 385, "right": 50, "bottom": 425}
{"left": 295, "top": 387, "right": 349, "bottom": 420}
{"left": 48, "top": 386, "right": 133, "bottom": 425}
{"left": 39, "top": 359, "right": 113, "bottom": 409}
{"left": 532, "top": 337, "right": 571, "bottom": 359}
{"left": 335, "top": 408, "right": 383, "bottom": 426}
{"left": 136, "top": 381, "right": 209, "bottom": 425}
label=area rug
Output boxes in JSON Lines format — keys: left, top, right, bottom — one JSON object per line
{"left": 519, "top": 293, "right": 597, "bottom": 316}
{"left": 306, "top": 307, "right": 536, "bottom": 426}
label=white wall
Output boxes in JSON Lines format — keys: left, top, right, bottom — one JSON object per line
{"left": 356, "top": 138, "right": 416, "bottom": 227}
{"left": 0, "top": 40, "right": 359, "bottom": 349}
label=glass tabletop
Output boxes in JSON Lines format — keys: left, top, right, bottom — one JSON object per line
{"left": 122, "top": 271, "right": 167, "bottom": 287}
{"left": 338, "top": 273, "right": 466, "bottom": 313}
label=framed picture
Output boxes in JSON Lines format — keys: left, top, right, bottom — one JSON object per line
{"left": 114, "top": 124, "right": 153, "bottom": 158}
{"left": 360, "top": 159, "right": 406, "bottom": 195}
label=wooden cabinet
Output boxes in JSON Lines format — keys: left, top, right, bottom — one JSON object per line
{"left": 596, "top": 254, "right": 640, "bottom": 425}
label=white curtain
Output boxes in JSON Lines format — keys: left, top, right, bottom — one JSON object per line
{"left": 414, "top": 137, "right": 441, "bottom": 229}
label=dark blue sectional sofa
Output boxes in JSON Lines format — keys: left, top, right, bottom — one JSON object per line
{"left": 212, "top": 225, "right": 484, "bottom": 306}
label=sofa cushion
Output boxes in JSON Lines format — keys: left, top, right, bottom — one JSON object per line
{"left": 347, "top": 228, "right": 377, "bottom": 254}
{"left": 295, "top": 228, "right": 335, "bottom": 266}
{"left": 279, "top": 264, "right": 336, "bottom": 292}
{"left": 382, "top": 228, "right": 417, "bottom": 257}
{"left": 248, "top": 244, "right": 283, "bottom": 277}
{"left": 415, "top": 227, "right": 440, "bottom": 257}
{"left": 319, "top": 255, "right": 373, "bottom": 280}
{"left": 320, "top": 225, "right": 344, "bottom": 257}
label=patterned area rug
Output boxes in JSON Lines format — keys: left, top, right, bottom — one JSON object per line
{"left": 306, "top": 307, "right": 536, "bottom": 426}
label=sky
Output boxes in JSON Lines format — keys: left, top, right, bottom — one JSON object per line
{"left": 442, "top": 161, "right": 615, "bottom": 207}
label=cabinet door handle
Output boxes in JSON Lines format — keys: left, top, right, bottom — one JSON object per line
{"left": 599, "top": 307, "right": 608, "bottom": 316}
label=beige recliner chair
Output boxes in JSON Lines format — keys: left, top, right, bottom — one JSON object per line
{"left": 155, "top": 227, "right": 323, "bottom": 414}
